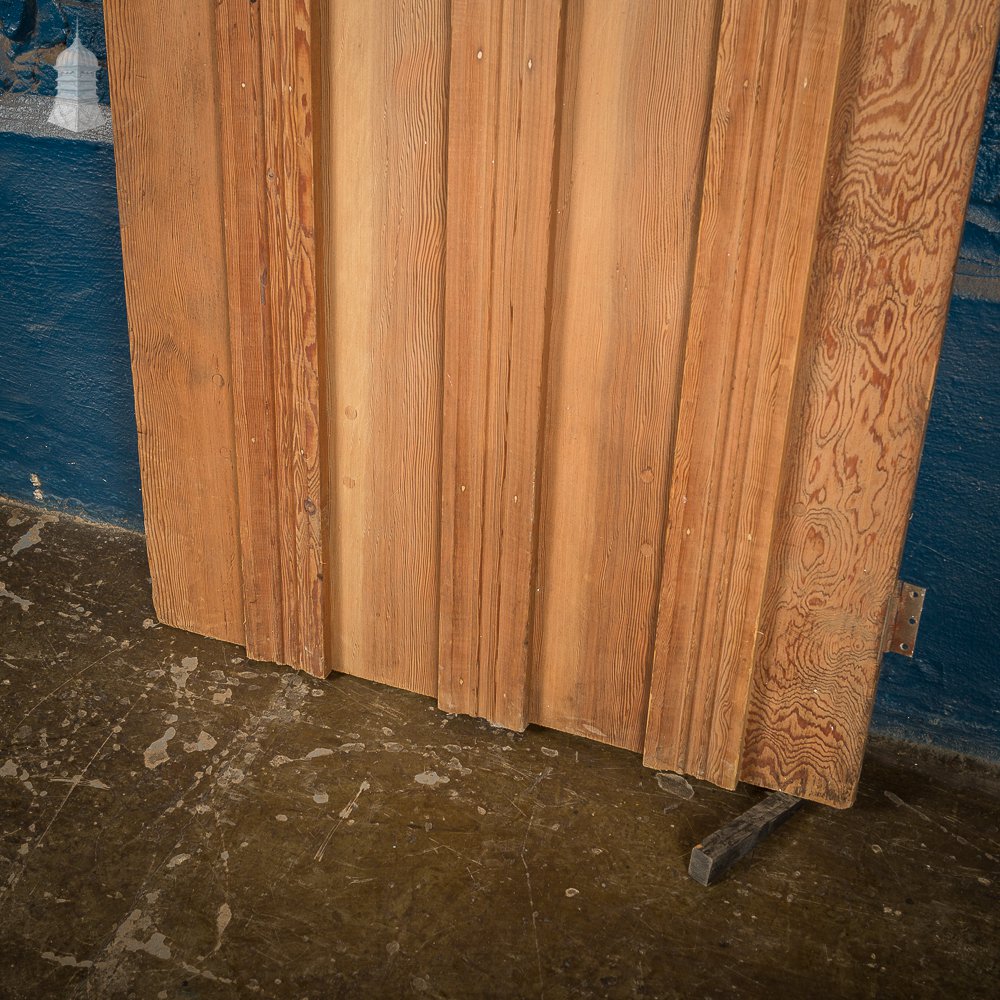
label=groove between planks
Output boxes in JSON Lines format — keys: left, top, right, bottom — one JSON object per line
{"left": 259, "top": 0, "right": 326, "bottom": 676}
{"left": 215, "top": 0, "right": 286, "bottom": 666}
{"left": 438, "top": 0, "right": 563, "bottom": 729}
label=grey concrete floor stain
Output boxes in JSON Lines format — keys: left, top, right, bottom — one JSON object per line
{"left": 0, "top": 498, "right": 998, "bottom": 999}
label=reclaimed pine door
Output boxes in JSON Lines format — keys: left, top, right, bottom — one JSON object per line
{"left": 105, "top": 0, "right": 999, "bottom": 807}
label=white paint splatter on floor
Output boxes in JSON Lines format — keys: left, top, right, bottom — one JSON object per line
{"left": 170, "top": 656, "right": 197, "bottom": 702}
{"left": 183, "top": 731, "right": 217, "bottom": 753}
{"left": 41, "top": 950, "right": 93, "bottom": 968}
{"left": 414, "top": 770, "right": 450, "bottom": 788}
{"left": 11, "top": 514, "right": 57, "bottom": 555}
{"left": 89, "top": 902, "right": 172, "bottom": 992}
{"left": 215, "top": 902, "right": 232, "bottom": 951}
{"left": 0, "top": 582, "right": 31, "bottom": 610}
{"left": 143, "top": 728, "right": 176, "bottom": 769}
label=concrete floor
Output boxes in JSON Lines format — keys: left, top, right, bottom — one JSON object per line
{"left": 1, "top": 499, "right": 998, "bottom": 1000}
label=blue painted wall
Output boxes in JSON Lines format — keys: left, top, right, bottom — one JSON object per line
{"left": 1, "top": 0, "right": 141, "bottom": 528}
{"left": 0, "top": 5, "right": 998, "bottom": 762}
{"left": 0, "top": 131, "right": 141, "bottom": 528}
{"left": 873, "top": 55, "right": 1000, "bottom": 764}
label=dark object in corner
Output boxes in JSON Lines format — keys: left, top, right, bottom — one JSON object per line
{"left": 689, "top": 791, "right": 804, "bottom": 886}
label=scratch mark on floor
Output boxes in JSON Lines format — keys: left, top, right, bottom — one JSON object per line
{"left": 314, "top": 780, "right": 372, "bottom": 862}
{"left": 885, "top": 790, "right": 998, "bottom": 862}
{"left": 48, "top": 775, "right": 111, "bottom": 790}
{"left": 10, "top": 642, "right": 139, "bottom": 733}
{"left": 19, "top": 686, "right": 148, "bottom": 881}
{"left": 520, "top": 802, "right": 544, "bottom": 999}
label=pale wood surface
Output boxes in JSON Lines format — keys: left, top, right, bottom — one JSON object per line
{"left": 740, "top": 0, "right": 1000, "bottom": 807}
{"left": 321, "top": 0, "right": 449, "bottom": 696}
{"left": 643, "top": 0, "right": 848, "bottom": 787}
{"left": 529, "top": 1, "right": 720, "bottom": 752}
{"left": 215, "top": 0, "right": 285, "bottom": 664}
{"left": 260, "top": 0, "right": 326, "bottom": 676}
{"left": 438, "top": 0, "right": 563, "bottom": 729}
{"left": 105, "top": 0, "right": 245, "bottom": 645}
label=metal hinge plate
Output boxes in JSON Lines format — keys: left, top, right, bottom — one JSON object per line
{"left": 882, "top": 581, "right": 926, "bottom": 658}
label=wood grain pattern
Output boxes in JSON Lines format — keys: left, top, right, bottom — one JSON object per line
{"left": 529, "top": 0, "right": 720, "bottom": 751}
{"left": 644, "top": 0, "right": 848, "bottom": 787}
{"left": 109, "top": 0, "right": 995, "bottom": 808}
{"left": 438, "top": 0, "right": 564, "bottom": 729}
{"left": 105, "top": 0, "right": 245, "bottom": 644}
{"left": 215, "top": 0, "right": 284, "bottom": 664}
{"left": 740, "top": 0, "right": 1000, "bottom": 807}
{"left": 321, "top": 0, "right": 449, "bottom": 696}
{"left": 260, "top": 0, "right": 326, "bottom": 676}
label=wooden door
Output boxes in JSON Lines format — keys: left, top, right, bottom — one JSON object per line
{"left": 106, "top": 0, "right": 1000, "bottom": 807}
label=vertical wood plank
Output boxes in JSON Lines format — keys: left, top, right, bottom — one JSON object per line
{"left": 215, "top": 0, "right": 285, "bottom": 665}
{"left": 322, "top": 1, "right": 449, "bottom": 696}
{"left": 643, "top": 0, "right": 848, "bottom": 786}
{"left": 105, "top": 0, "right": 246, "bottom": 645}
{"left": 529, "top": 1, "right": 721, "bottom": 751}
{"left": 259, "top": 0, "right": 326, "bottom": 676}
{"left": 741, "top": 0, "right": 1000, "bottom": 807}
{"left": 438, "top": 0, "right": 564, "bottom": 728}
